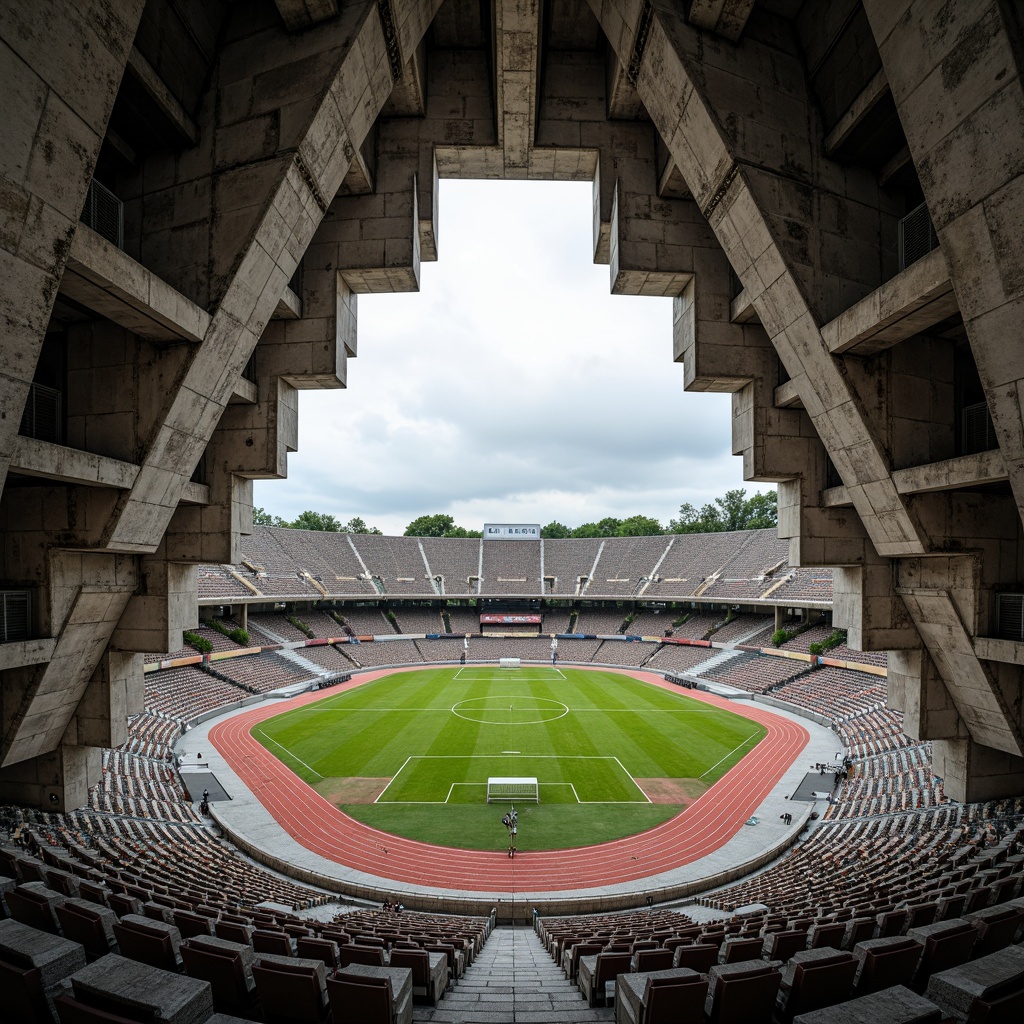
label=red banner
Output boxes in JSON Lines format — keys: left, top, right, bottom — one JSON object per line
{"left": 479, "top": 614, "right": 542, "bottom": 624}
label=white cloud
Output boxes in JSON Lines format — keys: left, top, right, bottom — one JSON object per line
{"left": 255, "top": 179, "right": 758, "bottom": 535}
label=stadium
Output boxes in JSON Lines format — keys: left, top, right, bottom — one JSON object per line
{"left": 2, "top": 1, "right": 1024, "bottom": 1022}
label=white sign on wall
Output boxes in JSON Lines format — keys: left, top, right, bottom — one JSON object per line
{"left": 483, "top": 523, "right": 541, "bottom": 540}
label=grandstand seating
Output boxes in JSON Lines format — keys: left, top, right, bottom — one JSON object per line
{"left": 392, "top": 607, "right": 445, "bottom": 634}
{"left": 340, "top": 607, "right": 397, "bottom": 635}
{"left": 212, "top": 653, "right": 314, "bottom": 693}
{"left": 586, "top": 537, "right": 673, "bottom": 597}
{"left": 573, "top": 607, "right": 628, "bottom": 634}
{"left": 698, "top": 652, "right": 811, "bottom": 694}
{"left": 644, "top": 644, "right": 717, "bottom": 674}
{"left": 353, "top": 535, "right": 433, "bottom": 594}
{"left": 205, "top": 527, "right": 835, "bottom": 603}
{"left": 480, "top": 540, "right": 542, "bottom": 595}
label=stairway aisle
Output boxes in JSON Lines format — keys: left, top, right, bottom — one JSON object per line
{"left": 414, "top": 924, "right": 616, "bottom": 1023}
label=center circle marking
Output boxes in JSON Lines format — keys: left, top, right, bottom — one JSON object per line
{"left": 451, "top": 695, "right": 569, "bottom": 725}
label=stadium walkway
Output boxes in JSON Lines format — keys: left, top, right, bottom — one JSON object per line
{"left": 413, "top": 925, "right": 615, "bottom": 1022}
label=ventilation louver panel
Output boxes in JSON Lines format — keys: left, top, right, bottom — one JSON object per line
{"left": 0, "top": 591, "right": 30, "bottom": 643}
{"left": 961, "top": 401, "right": 998, "bottom": 455}
{"left": 898, "top": 202, "right": 939, "bottom": 270}
{"left": 80, "top": 178, "right": 124, "bottom": 248}
{"left": 996, "top": 593, "right": 1024, "bottom": 642}
{"left": 19, "top": 382, "right": 62, "bottom": 444}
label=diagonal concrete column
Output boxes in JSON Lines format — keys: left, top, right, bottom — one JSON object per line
{"left": 587, "top": 0, "right": 926, "bottom": 559}
{"left": 101, "top": 0, "right": 444, "bottom": 555}
{"left": 0, "top": 0, "right": 145, "bottom": 500}
{"left": 864, "top": 0, "right": 1024, "bottom": 531}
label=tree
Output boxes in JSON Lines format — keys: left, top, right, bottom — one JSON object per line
{"left": 541, "top": 520, "right": 573, "bottom": 538}
{"left": 290, "top": 510, "right": 341, "bottom": 532}
{"left": 343, "top": 517, "right": 382, "bottom": 535}
{"left": 252, "top": 507, "right": 287, "bottom": 527}
{"left": 573, "top": 517, "right": 621, "bottom": 538}
{"left": 617, "top": 514, "right": 663, "bottom": 536}
{"left": 668, "top": 488, "right": 777, "bottom": 533}
{"left": 742, "top": 490, "right": 778, "bottom": 530}
{"left": 404, "top": 513, "right": 456, "bottom": 537}
{"left": 443, "top": 526, "right": 483, "bottom": 538}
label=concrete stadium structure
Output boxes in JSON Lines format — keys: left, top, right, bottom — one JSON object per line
{"left": 2, "top": 0, "right": 1024, "bottom": 822}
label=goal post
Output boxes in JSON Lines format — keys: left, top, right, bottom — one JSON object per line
{"left": 499, "top": 657, "right": 521, "bottom": 670}
{"left": 486, "top": 776, "right": 539, "bottom": 803}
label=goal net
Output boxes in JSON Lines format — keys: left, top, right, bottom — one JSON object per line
{"left": 499, "top": 657, "right": 521, "bottom": 670}
{"left": 486, "top": 776, "right": 539, "bottom": 803}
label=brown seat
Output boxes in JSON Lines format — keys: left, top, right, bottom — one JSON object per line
{"left": 910, "top": 919, "right": 978, "bottom": 989}
{"left": 326, "top": 974, "right": 393, "bottom": 1024}
{"left": 579, "top": 950, "right": 631, "bottom": 1007}
{"left": 853, "top": 937, "right": 922, "bottom": 996}
{"left": 337, "top": 943, "right": 386, "bottom": 967}
{"left": 565, "top": 940, "right": 602, "bottom": 979}
{"left": 1, "top": 956, "right": 54, "bottom": 1024}
{"left": 53, "top": 992, "right": 147, "bottom": 1024}
{"left": 55, "top": 901, "right": 116, "bottom": 962}
{"left": 180, "top": 940, "right": 257, "bottom": 1014}
{"left": 296, "top": 936, "right": 341, "bottom": 970}
{"left": 171, "top": 910, "right": 214, "bottom": 939}
{"left": 6, "top": 885, "right": 61, "bottom": 934}
{"left": 705, "top": 961, "right": 782, "bottom": 1024}
{"left": 720, "top": 936, "right": 764, "bottom": 963}
{"left": 253, "top": 929, "right": 295, "bottom": 956}
{"left": 253, "top": 959, "right": 329, "bottom": 1023}
{"left": 764, "top": 930, "right": 807, "bottom": 962}
{"left": 633, "top": 948, "right": 674, "bottom": 972}
{"left": 643, "top": 973, "right": 709, "bottom": 1024}
{"left": 807, "top": 922, "right": 847, "bottom": 949}
{"left": 111, "top": 917, "right": 180, "bottom": 973}
{"left": 776, "top": 950, "right": 857, "bottom": 1023}
{"left": 968, "top": 904, "right": 1024, "bottom": 958}
{"left": 674, "top": 943, "right": 719, "bottom": 973}
{"left": 214, "top": 919, "right": 253, "bottom": 945}
{"left": 390, "top": 947, "right": 446, "bottom": 1006}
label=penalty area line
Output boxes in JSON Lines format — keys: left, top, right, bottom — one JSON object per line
{"left": 255, "top": 730, "right": 323, "bottom": 780}
{"left": 699, "top": 730, "right": 763, "bottom": 780}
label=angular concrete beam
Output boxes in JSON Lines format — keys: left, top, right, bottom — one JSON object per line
{"left": 687, "top": 0, "right": 755, "bottom": 42}
{"left": 1, "top": 552, "right": 137, "bottom": 768}
{"left": 866, "top": 0, "right": 1024, "bottom": 532}
{"left": 125, "top": 46, "right": 197, "bottom": 146}
{"left": 275, "top": 0, "right": 340, "bottom": 31}
{"left": 11, "top": 436, "right": 138, "bottom": 490}
{"left": 893, "top": 450, "right": 1007, "bottom": 496}
{"left": 61, "top": 225, "right": 210, "bottom": 343}
{"left": 0, "top": 0, "right": 146, "bottom": 500}
{"left": 101, "top": 0, "right": 444, "bottom": 554}
{"left": 823, "top": 67, "right": 890, "bottom": 156}
{"left": 589, "top": 0, "right": 927, "bottom": 558}
{"left": 897, "top": 586, "right": 1024, "bottom": 757}
{"left": 493, "top": 0, "right": 542, "bottom": 177}
{"left": 823, "top": 247, "right": 957, "bottom": 357}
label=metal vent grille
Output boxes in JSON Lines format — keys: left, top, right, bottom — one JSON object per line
{"left": 20, "top": 382, "right": 62, "bottom": 444}
{"left": 898, "top": 202, "right": 939, "bottom": 270}
{"left": 996, "top": 593, "right": 1024, "bottom": 642}
{"left": 961, "top": 401, "right": 998, "bottom": 455}
{"left": 81, "top": 178, "right": 124, "bottom": 248}
{"left": 0, "top": 591, "right": 30, "bottom": 643}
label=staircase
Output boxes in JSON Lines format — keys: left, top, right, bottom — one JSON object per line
{"left": 414, "top": 925, "right": 615, "bottom": 1022}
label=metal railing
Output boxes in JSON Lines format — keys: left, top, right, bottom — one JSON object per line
{"left": 81, "top": 178, "right": 124, "bottom": 248}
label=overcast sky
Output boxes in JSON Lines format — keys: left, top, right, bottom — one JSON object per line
{"left": 254, "top": 179, "right": 759, "bottom": 536}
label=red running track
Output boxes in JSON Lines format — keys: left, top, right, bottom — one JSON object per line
{"left": 209, "top": 668, "right": 808, "bottom": 892}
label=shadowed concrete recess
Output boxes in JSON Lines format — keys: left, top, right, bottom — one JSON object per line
{"left": 2, "top": 0, "right": 1024, "bottom": 812}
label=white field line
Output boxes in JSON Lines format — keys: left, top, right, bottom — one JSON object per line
{"left": 256, "top": 730, "right": 324, "bottom": 780}
{"left": 569, "top": 783, "right": 580, "bottom": 803}
{"left": 699, "top": 730, "right": 763, "bottom": 781}
{"left": 374, "top": 755, "right": 412, "bottom": 803}
{"left": 611, "top": 755, "right": 652, "bottom": 803}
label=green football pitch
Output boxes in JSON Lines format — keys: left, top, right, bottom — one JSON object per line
{"left": 252, "top": 666, "right": 767, "bottom": 851}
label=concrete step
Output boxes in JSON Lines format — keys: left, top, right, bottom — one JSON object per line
{"left": 413, "top": 925, "right": 615, "bottom": 1023}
